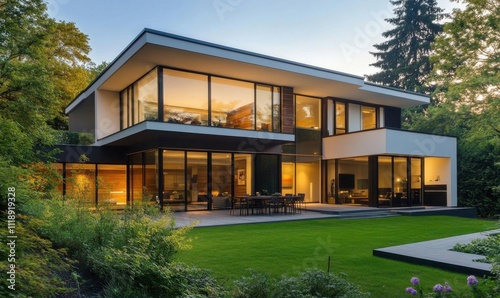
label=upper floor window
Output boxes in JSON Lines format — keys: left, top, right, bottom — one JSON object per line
{"left": 296, "top": 95, "right": 320, "bottom": 130}
{"left": 120, "top": 67, "right": 281, "bottom": 132}
{"left": 361, "top": 106, "right": 376, "bottom": 130}
{"left": 163, "top": 69, "right": 209, "bottom": 125}
{"left": 121, "top": 68, "right": 158, "bottom": 129}
{"left": 211, "top": 77, "right": 254, "bottom": 129}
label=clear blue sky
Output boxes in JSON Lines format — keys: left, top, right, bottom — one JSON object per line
{"left": 46, "top": 0, "right": 461, "bottom": 77}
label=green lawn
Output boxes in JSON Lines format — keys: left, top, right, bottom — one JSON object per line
{"left": 175, "top": 216, "right": 496, "bottom": 297}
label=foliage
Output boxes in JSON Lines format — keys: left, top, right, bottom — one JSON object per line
{"left": 367, "top": 0, "right": 447, "bottom": 93}
{"left": 403, "top": 275, "right": 496, "bottom": 297}
{"left": 404, "top": 0, "right": 500, "bottom": 218}
{"left": 54, "top": 130, "right": 95, "bottom": 145}
{"left": 453, "top": 234, "right": 500, "bottom": 263}
{"left": 0, "top": 0, "right": 92, "bottom": 146}
{"left": 25, "top": 197, "right": 224, "bottom": 297}
{"left": 232, "top": 269, "right": 368, "bottom": 298}
{"left": 0, "top": 214, "right": 75, "bottom": 297}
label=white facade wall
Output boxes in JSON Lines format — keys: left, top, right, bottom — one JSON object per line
{"left": 323, "top": 129, "right": 457, "bottom": 206}
{"left": 95, "top": 90, "right": 120, "bottom": 140}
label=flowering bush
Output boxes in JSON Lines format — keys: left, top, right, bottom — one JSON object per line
{"left": 405, "top": 275, "right": 487, "bottom": 297}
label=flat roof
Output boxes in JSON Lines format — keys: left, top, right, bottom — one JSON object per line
{"left": 66, "top": 28, "right": 429, "bottom": 114}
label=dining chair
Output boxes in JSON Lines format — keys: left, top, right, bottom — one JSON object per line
{"left": 296, "top": 193, "right": 306, "bottom": 213}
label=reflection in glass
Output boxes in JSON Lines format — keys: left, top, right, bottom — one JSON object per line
{"left": 163, "top": 69, "right": 208, "bottom": 125}
{"left": 135, "top": 69, "right": 158, "bottom": 122}
{"left": 187, "top": 152, "right": 208, "bottom": 211}
{"left": 211, "top": 77, "right": 254, "bottom": 129}
{"left": 336, "top": 102, "right": 346, "bottom": 134}
{"left": 256, "top": 85, "right": 272, "bottom": 131}
{"left": 212, "top": 153, "right": 232, "bottom": 209}
{"left": 234, "top": 154, "right": 252, "bottom": 197}
{"left": 296, "top": 95, "right": 320, "bottom": 129}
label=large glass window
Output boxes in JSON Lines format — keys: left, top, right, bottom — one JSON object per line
{"left": 135, "top": 69, "right": 158, "bottom": 122}
{"left": 281, "top": 156, "right": 295, "bottom": 195}
{"left": 393, "top": 157, "right": 408, "bottom": 206}
{"left": 65, "top": 163, "right": 96, "bottom": 205}
{"left": 130, "top": 154, "right": 143, "bottom": 204}
{"left": 296, "top": 95, "right": 320, "bottom": 129}
{"left": 378, "top": 156, "right": 392, "bottom": 206}
{"left": 256, "top": 85, "right": 281, "bottom": 132}
{"left": 336, "top": 102, "right": 346, "bottom": 134}
{"left": 338, "top": 157, "right": 369, "bottom": 205}
{"left": 187, "top": 152, "right": 208, "bottom": 211}
{"left": 211, "top": 77, "right": 254, "bottom": 129}
{"left": 163, "top": 150, "right": 186, "bottom": 211}
{"left": 234, "top": 154, "right": 253, "bottom": 197}
{"left": 211, "top": 153, "right": 232, "bottom": 209}
{"left": 296, "top": 156, "right": 321, "bottom": 203}
{"left": 163, "top": 69, "right": 209, "bottom": 125}
{"left": 410, "top": 158, "right": 422, "bottom": 205}
{"left": 97, "top": 165, "right": 127, "bottom": 206}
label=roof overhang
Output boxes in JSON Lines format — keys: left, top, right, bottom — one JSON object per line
{"left": 67, "top": 28, "right": 429, "bottom": 114}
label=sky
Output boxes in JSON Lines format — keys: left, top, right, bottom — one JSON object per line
{"left": 46, "top": 0, "right": 462, "bottom": 77}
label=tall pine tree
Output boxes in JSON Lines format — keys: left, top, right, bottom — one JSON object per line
{"left": 366, "top": 0, "right": 446, "bottom": 93}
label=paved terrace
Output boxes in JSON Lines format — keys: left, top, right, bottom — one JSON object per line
{"left": 173, "top": 204, "right": 492, "bottom": 276}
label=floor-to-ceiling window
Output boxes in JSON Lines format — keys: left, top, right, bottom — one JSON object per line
{"left": 163, "top": 150, "right": 186, "bottom": 211}
{"left": 361, "top": 106, "right": 376, "bottom": 130}
{"left": 97, "top": 165, "right": 127, "bottom": 206}
{"left": 211, "top": 153, "right": 232, "bottom": 209}
{"left": 65, "top": 163, "right": 96, "bottom": 204}
{"left": 234, "top": 154, "right": 253, "bottom": 197}
{"left": 187, "top": 151, "right": 208, "bottom": 211}
{"left": 337, "top": 157, "right": 369, "bottom": 205}
{"left": 377, "top": 156, "right": 423, "bottom": 207}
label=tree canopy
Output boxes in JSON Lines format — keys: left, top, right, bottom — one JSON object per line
{"left": 0, "top": 0, "right": 93, "bottom": 164}
{"left": 367, "top": 0, "right": 447, "bottom": 93}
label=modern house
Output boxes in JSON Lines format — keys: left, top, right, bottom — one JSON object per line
{"left": 54, "top": 28, "right": 457, "bottom": 211}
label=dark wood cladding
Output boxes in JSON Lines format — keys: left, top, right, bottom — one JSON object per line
{"left": 281, "top": 86, "right": 294, "bottom": 134}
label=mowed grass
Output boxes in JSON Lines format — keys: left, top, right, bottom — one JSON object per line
{"left": 175, "top": 216, "right": 496, "bottom": 297}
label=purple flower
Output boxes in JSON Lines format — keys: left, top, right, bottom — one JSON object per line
{"left": 443, "top": 282, "right": 452, "bottom": 292}
{"left": 433, "top": 284, "right": 444, "bottom": 292}
{"left": 467, "top": 275, "right": 478, "bottom": 287}
{"left": 410, "top": 277, "right": 420, "bottom": 286}
{"left": 405, "top": 287, "right": 418, "bottom": 295}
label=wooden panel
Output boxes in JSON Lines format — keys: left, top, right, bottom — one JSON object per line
{"left": 281, "top": 86, "right": 294, "bottom": 133}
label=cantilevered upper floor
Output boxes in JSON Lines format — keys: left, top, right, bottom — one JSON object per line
{"left": 66, "top": 28, "right": 430, "bottom": 148}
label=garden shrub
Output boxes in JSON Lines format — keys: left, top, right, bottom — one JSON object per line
{"left": 0, "top": 214, "right": 75, "bottom": 297}
{"left": 453, "top": 234, "right": 500, "bottom": 263}
{"left": 232, "top": 269, "right": 369, "bottom": 298}
{"left": 26, "top": 197, "right": 225, "bottom": 297}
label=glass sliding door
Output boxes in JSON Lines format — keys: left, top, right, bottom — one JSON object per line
{"left": 97, "top": 164, "right": 127, "bottom": 207}
{"left": 187, "top": 152, "right": 208, "bottom": 211}
{"left": 378, "top": 156, "right": 392, "bottom": 206}
{"left": 211, "top": 153, "right": 232, "bottom": 209}
{"left": 410, "top": 158, "right": 423, "bottom": 206}
{"left": 393, "top": 157, "right": 408, "bottom": 206}
{"left": 326, "top": 160, "right": 336, "bottom": 203}
{"left": 296, "top": 156, "right": 321, "bottom": 203}
{"left": 234, "top": 154, "right": 253, "bottom": 197}
{"left": 163, "top": 150, "right": 186, "bottom": 211}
